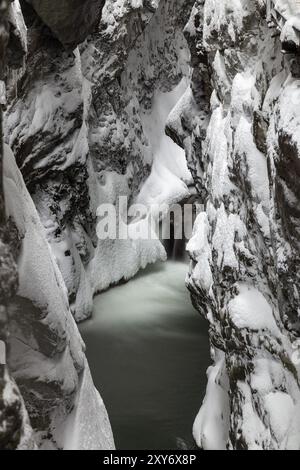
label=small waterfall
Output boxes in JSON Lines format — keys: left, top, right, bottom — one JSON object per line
{"left": 161, "top": 191, "right": 200, "bottom": 262}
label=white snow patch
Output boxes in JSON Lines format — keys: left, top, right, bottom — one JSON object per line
{"left": 193, "top": 350, "right": 230, "bottom": 450}
{"left": 55, "top": 360, "right": 114, "bottom": 450}
{"left": 204, "top": 106, "right": 233, "bottom": 199}
{"left": 264, "top": 391, "right": 294, "bottom": 445}
{"left": 228, "top": 284, "right": 280, "bottom": 335}
{"left": 137, "top": 79, "right": 192, "bottom": 209}
{"left": 212, "top": 204, "right": 245, "bottom": 271}
{"left": 186, "top": 212, "right": 213, "bottom": 293}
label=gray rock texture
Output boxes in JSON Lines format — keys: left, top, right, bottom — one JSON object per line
{"left": 0, "top": 0, "right": 35, "bottom": 450}
{"left": 3, "top": 0, "right": 300, "bottom": 451}
{"left": 23, "top": 0, "right": 105, "bottom": 48}
{"left": 167, "top": 0, "right": 300, "bottom": 450}
{"left": 1, "top": 0, "right": 192, "bottom": 449}
{"left": 5, "top": 0, "right": 192, "bottom": 323}
{"left": 1, "top": 0, "right": 115, "bottom": 450}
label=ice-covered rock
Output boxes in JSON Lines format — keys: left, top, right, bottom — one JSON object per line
{"left": 5, "top": 0, "right": 300, "bottom": 452}
{"left": 3, "top": 141, "right": 114, "bottom": 450}
{"left": 0, "top": 0, "right": 36, "bottom": 450}
{"left": 168, "top": 0, "right": 300, "bottom": 450}
{"left": 5, "top": 0, "right": 193, "bottom": 322}
{"left": 1, "top": 0, "right": 194, "bottom": 449}
{"left": 0, "top": 0, "right": 115, "bottom": 450}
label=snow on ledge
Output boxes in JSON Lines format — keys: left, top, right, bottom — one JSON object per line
{"left": 228, "top": 284, "right": 281, "bottom": 336}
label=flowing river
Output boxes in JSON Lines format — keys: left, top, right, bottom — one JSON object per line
{"left": 80, "top": 261, "right": 210, "bottom": 450}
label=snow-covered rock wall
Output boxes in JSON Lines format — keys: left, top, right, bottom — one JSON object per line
{"left": 0, "top": 0, "right": 116, "bottom": 451}
{"left": 5, "top": 0, "right": 299, "bottom": 452}
{"left": 5, "top": 0, "right": 193, "bottom": 323}
{"left": 167, "top": 0, "right": 300, "bottom": 450}
{"left": 1, "top": 0, "right": 194, "bottom": 450}
{"left": 4, "top": 143, "right": 114, "bottom": 449}
{"left": 0, "top": 0, "right": 115, "bottom": 450}
{"left": 0, "top": 0, "right": 36, "bottom": 450}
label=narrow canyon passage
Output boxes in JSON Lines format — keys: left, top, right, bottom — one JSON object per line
{"left": 80, "top": 261, "right": 210, "bottom": 450}
{"left": 3, "top": 0, "right": 300, "bottom": 452}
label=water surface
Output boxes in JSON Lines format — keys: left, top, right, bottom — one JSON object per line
{"left": 80, "top": 261, "right": 210, "bottom": 450}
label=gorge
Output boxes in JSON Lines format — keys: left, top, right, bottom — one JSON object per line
{"left": 1, "top": 0, "right": 300, "bottom": 451}
{"left": 80, "top": 261, "right": 210, "bottom": 450}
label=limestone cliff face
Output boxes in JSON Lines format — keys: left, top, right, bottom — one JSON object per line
{"left": 167, "top": 0, "right": 300, "bottom": 450}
